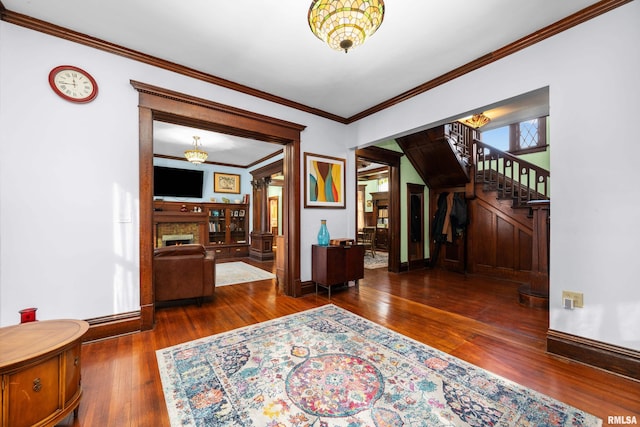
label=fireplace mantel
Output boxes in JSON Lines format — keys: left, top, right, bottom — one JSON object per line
{"left": 153, "top": 211, "right": 207, "bottom": 223}
{"left": 153, "top": 200, "right": 251, "bottom": 258}
{"left": 154, "top": 211, "right": 208, "bottom": 249}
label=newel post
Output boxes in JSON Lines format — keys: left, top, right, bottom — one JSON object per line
{"left": 519, "top": 200, "right": 550, "bottom": 308}
{"left": 249, "top": 176, "right": 274, "bottom": 261}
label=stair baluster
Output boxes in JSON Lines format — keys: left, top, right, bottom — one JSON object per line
{"left": 474, "top": 139, "right": 549, "bottom": 208}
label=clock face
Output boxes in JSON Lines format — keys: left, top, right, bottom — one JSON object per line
{"left": 48, "top": 65, "right": 98, "bottom": 103}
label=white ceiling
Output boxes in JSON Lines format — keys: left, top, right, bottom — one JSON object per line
{"left": 153, "top": 121, "right": 284, "bottom": 168}
{"left": 2, "top": 0, "right": 594, "bottom": 165}
{"left": 156, "top": 86, "right": 549, "bottom": 168}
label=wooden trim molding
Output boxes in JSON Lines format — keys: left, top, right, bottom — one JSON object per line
{"left": 346, "top": 0, "right": 634, "bottom": 122}
{"left": 356, "top": 146, "right": 403, "bottom": 273}
{"left": 154, "top": 149, "right": 281, "bottom": 169}
{"left": 130, "top": 81, "right": 305, "bottom": 139}
{"left": 300, "top": 280, "right": 316, "bottom": 296}
{"left": 547, "top": 329, "right": 640, "bottom": 380}
{"left": 250, "top": 159, "right": 284, "bottom": 179}
{"left": 83, "top": 311, "right": 142, "bottom": 342}
{"left": 131, "top": 81, "right": 304, "bottom": 328}
{"left": 1, "top": 0, "right": 632, "bottom": 124}
{"left": 0, "top": 6, "right": 346, "bottom": 124}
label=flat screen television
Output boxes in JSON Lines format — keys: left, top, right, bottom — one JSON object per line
{"left": 154, "top": 166, "right": 204, "bottom": 198}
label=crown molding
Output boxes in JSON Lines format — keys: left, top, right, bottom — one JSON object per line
{"left": 1, "top": 0, "right": 632, "bottom": 124}
{"left": 347, "top": 0, "right": 633, "bottom": 122}
{"left": 0, "top": 5, "right": 348, "bottom": 124}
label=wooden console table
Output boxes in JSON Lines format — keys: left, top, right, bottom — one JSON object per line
{"left": 0, "top": 319, "right": 89, "bottom": 427}
{"left": 312, "top": 244, "right": 365, "bottom": 298}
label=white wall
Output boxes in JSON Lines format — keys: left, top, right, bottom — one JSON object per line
{"left": 2, "top": 2, "right": 638, "bottom": 353}
{"left": 0, "top": 25, "right": 141, "bottom": 324}
{"left": 349, "top": 2, "right": 640, "bottom": 350}
{"left": 0, "top": 21, "right": 352, "bottom": 325}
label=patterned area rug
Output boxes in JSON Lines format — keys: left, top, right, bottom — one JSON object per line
{"left": 364, "top": 252, "right": 388, "bottom": 269}
{"left": 216, "top": 262, "right": 275, "bottom": 287}
{"left": 156, "top": 305, "right": 601, "bottom": 426}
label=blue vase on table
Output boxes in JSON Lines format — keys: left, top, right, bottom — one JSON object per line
{"left": 317, "top": 220, "right": 330, "bottom": 246}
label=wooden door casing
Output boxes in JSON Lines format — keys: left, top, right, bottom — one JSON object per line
{"left": 407, "top": 183, "right": 425, "bottom": 269}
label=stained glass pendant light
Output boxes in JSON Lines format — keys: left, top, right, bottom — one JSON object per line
{"left": 463, "top": 113, "right": 491, "bottom": 129}
{"left": 308, "top": 0, "right": 385, "bottom": 53}
{"left": 184, "top": 136, "right": 208, "bottom": 164}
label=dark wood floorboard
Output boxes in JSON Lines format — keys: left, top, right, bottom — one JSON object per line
{"left": 58, "top": 260, "right": 640, "bottom": 426}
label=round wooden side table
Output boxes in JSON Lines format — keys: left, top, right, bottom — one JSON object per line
{"left": 0, "top": 319, "right": 89, "bottom": 427}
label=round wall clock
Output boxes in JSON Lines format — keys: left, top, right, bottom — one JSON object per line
{"left": 48, "top": 65, "right": 98, "bottom": 103}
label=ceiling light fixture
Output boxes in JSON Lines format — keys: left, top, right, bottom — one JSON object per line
{"left": 184, "top": 136, "right": 208, "bottom": 164}
{"left": 308, "top": 0, "right": 385, "bottom": 53}
{"left": 463, "top": 113, "right": 491, "bottom": 129}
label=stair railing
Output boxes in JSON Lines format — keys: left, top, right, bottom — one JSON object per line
{"left": 445, "top": 122, "right": 477, "bottom": 166}
{"left": 474, "top": 139, "right": 550, "bottom": 206}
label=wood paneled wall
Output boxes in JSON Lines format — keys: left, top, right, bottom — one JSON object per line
{"left": 467, "top": 195, "right": 533, "bottom": 283}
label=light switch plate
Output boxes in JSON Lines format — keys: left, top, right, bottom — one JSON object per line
{"left": 562, "top": 291, "right": 584, "bottom": 308}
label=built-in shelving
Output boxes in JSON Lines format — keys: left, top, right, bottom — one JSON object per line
{"left": 371, "top": 191, "right": 389, "bottom": 250}
{"left": 153, "top": 200, "right": 250, "bottom": 259}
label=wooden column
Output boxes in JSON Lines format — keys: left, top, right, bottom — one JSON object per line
{"left": 518, "top": 200, "right": 550, "bottom": 308}
{"left": 249, "top": 176, "right": 274, "bottom": 260}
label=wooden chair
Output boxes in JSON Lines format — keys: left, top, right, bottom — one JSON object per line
{"left": 360, "top": 227, "right": 377, "bottom": 258}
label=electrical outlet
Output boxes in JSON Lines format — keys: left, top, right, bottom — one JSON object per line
{"left": 563, "top": 297, "right": 574, "bottom": 310}
{"left": 562, "top": 291, "right": 584, "bottom": 308}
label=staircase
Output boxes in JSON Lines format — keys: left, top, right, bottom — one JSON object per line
{"left": 398, "top": 122, "right": 550, "bottom": 297}
{"left": 474, "top": 139, "right": 549, "bottom": 209}
{"left": 398, "top": 122, "right": 549, "bottom": 207}
{"left": 396, "top": 122, "right": 474, "bottom": 189}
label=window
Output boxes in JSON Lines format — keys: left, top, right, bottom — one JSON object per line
{"left": 378, "top": 177, "right": 389, "bottom": 192}
{"left": 509, "top": 117, "right": 547, "bottom": 154}
{"left": 480, "top": 126, "right": 509, "bottom": 151}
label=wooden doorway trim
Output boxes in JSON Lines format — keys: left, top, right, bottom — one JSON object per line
{"left": 248, "top": 159, "right": 283, "bottom": 261}
{"left": 355, "top": 146, "right": 403, "bottom": 273}
{"left": 250, "top": 159, "right": 283, "bottom": 236}
{"left": 407, "top": 183, "right": 425, "bottom": 269}
{"left": 131, "top": 81, "right": 305, "bottom": 330}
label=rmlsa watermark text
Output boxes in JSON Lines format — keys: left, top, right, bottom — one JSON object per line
{"left": 608, "top": 415, "right": 638, "bottom": 425}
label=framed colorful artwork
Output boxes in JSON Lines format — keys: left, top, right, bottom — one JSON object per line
{"left": 304, "top": 152, "right": 346, "bottom": 208}
{"left": 214, "top": 172, "right": 241, "bottom": 194}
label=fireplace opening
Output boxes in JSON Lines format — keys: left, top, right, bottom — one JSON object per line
{"left": 162, "top": 234, "right": 195, "bottom": 247}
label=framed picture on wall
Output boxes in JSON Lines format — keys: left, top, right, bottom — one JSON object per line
{"left": 214, "top": 172, "right": 241, "bottom": 194}
{"left": 304, "top": 152, "right": 346, "bottom": 208}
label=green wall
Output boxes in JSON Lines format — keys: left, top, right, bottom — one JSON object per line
{"left": 375, "top": 140, "right": 429, "bottom": 263}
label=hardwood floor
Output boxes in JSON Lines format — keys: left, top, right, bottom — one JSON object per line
{"left": 58, "top": 260, "right": 639, "bottom": 426}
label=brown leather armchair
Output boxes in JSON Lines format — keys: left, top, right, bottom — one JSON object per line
{"left": 153, "top": 244, "right": 215, "bottom": 304}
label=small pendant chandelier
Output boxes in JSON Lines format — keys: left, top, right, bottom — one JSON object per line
{"left": 184, "top": 136, "right": 208, "bottom": 164}
{"left": 308, "top": 0, "right": 385, "bottom": 53}
{"left": 463, "top": 113, "right": 491, "bottom": 129}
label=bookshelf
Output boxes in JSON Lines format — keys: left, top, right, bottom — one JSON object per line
{"left": 371, "top": 191, "right": 389, "bottom": 250}
{"left": 153, "top": 200, "right": 250, "bottom": 259}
